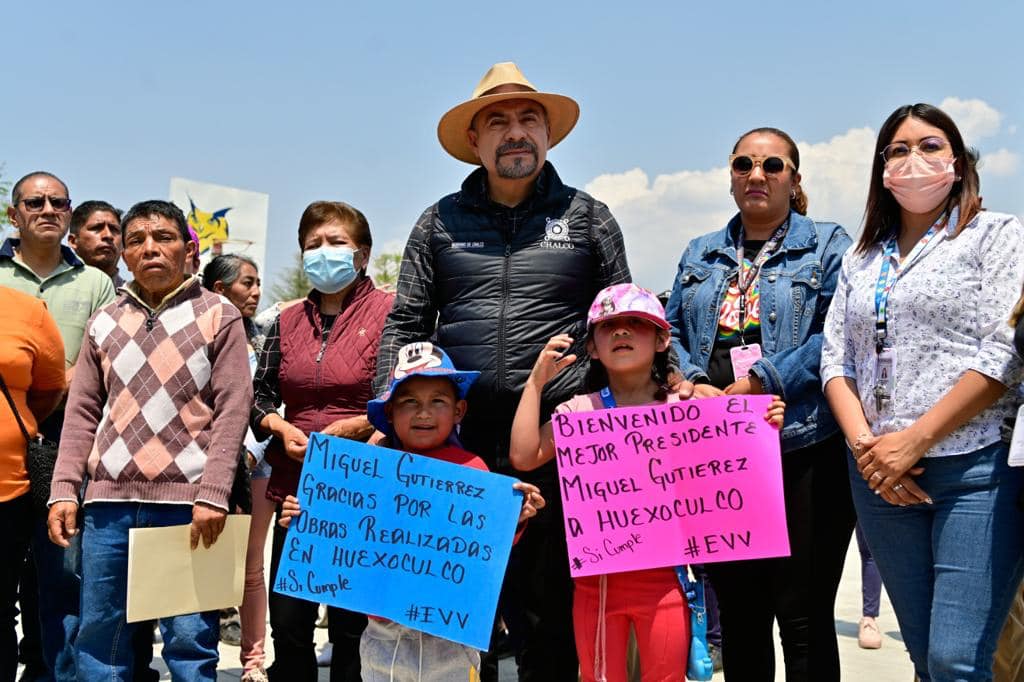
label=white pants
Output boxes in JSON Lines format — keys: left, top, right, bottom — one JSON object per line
{"left": 359, "top": 618, "right": 480, "bottom": 682}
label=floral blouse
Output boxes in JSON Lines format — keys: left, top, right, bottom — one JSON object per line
{"left": 821, "top": 209, "right": 1024, "bottom": 458}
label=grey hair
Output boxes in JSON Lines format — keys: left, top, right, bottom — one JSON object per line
{"left": 201, "top": 253, "right": 259, "bottom": 291}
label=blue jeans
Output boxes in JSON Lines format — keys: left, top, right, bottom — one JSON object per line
{"left": 855, "top": 524, "right": 882, "bottom": 619}
{"left": 850, "top": 442, "right": 1024, "bottom": 681}
{"left": 77, "top": 502, "right": 219, "bottom": 681}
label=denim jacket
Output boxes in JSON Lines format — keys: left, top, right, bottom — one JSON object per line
{"left": 665, "top": 210, "right": 851, "bottom": 451}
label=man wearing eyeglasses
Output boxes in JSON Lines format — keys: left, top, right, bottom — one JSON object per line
{"left": 1, "top": 171, "right": 115, "bottom": 680}
{"left": 2, "top": 173, "right": 116, "bottom": 373}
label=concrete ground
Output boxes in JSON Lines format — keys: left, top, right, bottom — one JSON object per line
{"left": 19, "top": 539, "right": 914, "bottom": 680}
{"left": 175, "top": 540, "right": 914, "bottom": 681}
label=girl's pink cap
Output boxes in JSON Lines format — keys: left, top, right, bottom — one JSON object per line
{"left": 587, "top": 283, "right": 670, "bottom": 331}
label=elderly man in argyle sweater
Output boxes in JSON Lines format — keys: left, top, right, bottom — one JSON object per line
{"left": 47, "top": 200, "right": 252, "bottom": 680}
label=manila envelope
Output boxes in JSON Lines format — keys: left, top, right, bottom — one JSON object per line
{"left": 126, "top": 515, "right": 251, "bottom": 623}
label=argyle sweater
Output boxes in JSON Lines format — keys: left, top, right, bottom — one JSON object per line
{"left": 50, "top": 277, "right": 252, "bottom": 511}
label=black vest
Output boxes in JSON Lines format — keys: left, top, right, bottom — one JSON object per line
{"left": 431, "top": 163, "right": 607, "bottom": 465}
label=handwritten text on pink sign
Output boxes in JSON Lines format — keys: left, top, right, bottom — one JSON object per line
{"left": 552, "top": 395, "right": 789, "bottom": 577}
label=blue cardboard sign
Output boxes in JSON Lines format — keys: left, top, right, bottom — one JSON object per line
{"left": 272, "top": 434, "right": 522, "bottom": 650}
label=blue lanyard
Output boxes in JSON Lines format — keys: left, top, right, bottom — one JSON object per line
{"left": 599, "top": 387, "right": 616, "bottom": 409}
{"left": 873, "top": 219, "right": 944, "bottom": 351}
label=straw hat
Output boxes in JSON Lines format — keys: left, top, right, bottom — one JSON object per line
{"left": 437, "top": 62, "right": 580, "bottom": 165}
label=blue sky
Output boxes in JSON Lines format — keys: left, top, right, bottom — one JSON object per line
{"left": 3, "top": 1, "right": 1021, "bottom": 292}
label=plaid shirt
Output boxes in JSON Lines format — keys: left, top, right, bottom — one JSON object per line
{"left": 250, "top": 315, "right": 285, "bottom": 431}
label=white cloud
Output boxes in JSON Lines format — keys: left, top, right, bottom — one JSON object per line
{"left": 939, "top": 97, "right": 1003, "bottom": 143}
{"left": 795, "top": 127, "right": 875, "bottom": 232}
{"left": 585, "top": 166, "right": 734, "bottom": 292}
{"left": 585, "top": 127, "right": 876, "bottom": 292}
{"left": 981, "top": 148, "right": 1020, "bottom": 176}
{"left": 585, "top": 101, "right": 1024, "bottom": 291}
{"left": 375, "top": 238, "right": 407, "bottom": 256}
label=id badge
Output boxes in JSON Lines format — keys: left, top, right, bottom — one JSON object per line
{"left": 875, "top": 348, "right": 896, "bottom": 396}
{"left": 730, "top": 343, "right": 763, "bottom": 382}
{"left": 1009, "top": 404, "right": 1024, "bottom": 467}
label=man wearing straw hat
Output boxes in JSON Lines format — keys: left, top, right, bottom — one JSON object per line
{"left": 376, "top": 62, "right": 631, "bottom": 680}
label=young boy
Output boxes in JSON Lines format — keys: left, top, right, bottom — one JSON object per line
{"left": 280, "top": 341, "right": 544, "bottom": 681}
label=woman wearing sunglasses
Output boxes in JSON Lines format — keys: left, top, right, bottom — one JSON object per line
{"left": 822, "top": 103, "right": 1024, "bottom": 681}
{"left": 665, "top": 127, "right": 854, "bottom": 681}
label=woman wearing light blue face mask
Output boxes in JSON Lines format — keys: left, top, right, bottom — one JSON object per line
{"left": 251, "top": 201, "right": 395, "bottom": 682}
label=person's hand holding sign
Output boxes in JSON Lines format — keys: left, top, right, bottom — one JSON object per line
{"left": 191, "top": 502, "right": 227, "bottom": 549}
{"left": 513, "top": 482, "right": 545, "bottom": 524}
{"left": 764, "top": 396, "right": 786, "bottom": 429}
{"left": 279, "top": 494, "right": 301, "bottom": 528}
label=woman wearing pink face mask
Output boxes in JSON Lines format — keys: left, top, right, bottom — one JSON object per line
{"left": 821, "top": 103, "right": 1024, "bottom": 681}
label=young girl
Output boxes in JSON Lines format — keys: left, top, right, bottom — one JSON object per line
{"left": 510, "top": 283, "right": 784, "bottom": 682}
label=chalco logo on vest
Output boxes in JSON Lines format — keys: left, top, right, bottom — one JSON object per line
{"left": 542, "top": 218, "right": 574, "bottom": 250}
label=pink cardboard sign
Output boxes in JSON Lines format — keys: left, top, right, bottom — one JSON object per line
{"left": 552, "top": 395, "right": 789, "bottom": 577}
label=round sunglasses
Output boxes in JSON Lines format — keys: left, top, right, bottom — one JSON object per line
{"left": 729, "top": 154, "right": 795, "bottom": 176}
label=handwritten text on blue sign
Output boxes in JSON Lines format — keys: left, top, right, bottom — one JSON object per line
{"left": 272, "top": 434, "right": 521, "bottom": 649}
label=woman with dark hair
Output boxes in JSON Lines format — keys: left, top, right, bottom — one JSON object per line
{"left": 202, "top": 254, "right": 273, "bottom": 682}
{"left": 665, "top": 127, "right": 854, "bottom": 680}
{"left": 203, "top": 254, "right": 263, "bottom": 343}
{"left": 822, "top": 103, "right": 1024, "bottom": 680}
{"left": 250, "top": 202, "right": 394, "bottom": 682}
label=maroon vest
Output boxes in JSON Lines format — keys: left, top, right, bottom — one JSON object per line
{"left": 266, "top": 277, "right": 394, "bottom": 499}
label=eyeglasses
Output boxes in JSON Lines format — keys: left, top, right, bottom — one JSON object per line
{"left": 880, "top": 136, "right": 950, "bottom": 163}
{"left": 18, "top": 196, "right": 72, "bottom": 212}
{"left": 729, "top": 154, "right": 795, "bottom": 175}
